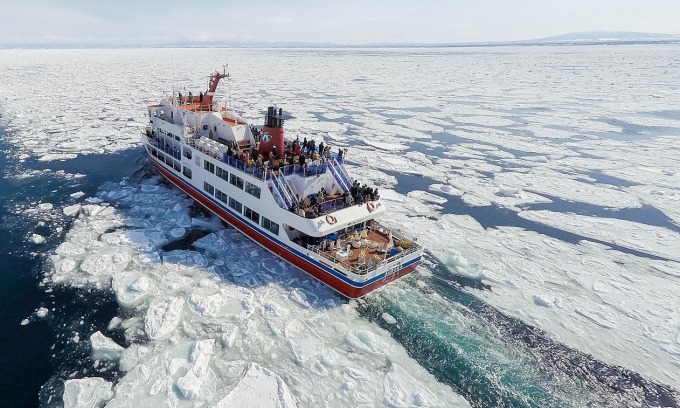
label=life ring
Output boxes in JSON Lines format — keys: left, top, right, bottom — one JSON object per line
{"left": 202, "top": 124, "right": 208, "bottom": 130}
{"left": 367, "top": 202, "right": 375, "bottom": 212}
{"left": 326, "top": 214, "right": 337, "bottom": 225}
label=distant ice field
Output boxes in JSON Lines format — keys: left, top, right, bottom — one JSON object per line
{"left": 1, "top": 45, "right": 680, "bottom": 406}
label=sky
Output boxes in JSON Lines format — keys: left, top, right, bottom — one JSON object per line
{"left": 0, "top": 0, "right": 679, "bottom": 46}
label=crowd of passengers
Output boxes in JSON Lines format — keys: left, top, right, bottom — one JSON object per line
{"left": 220, "top": 135, "right": 346, "bottom": 173}
{"left": 288, "top": 180, "right": 380, "bottom": 219}
{"left": 216, "top": 133, "right": 379, "bottom": 219}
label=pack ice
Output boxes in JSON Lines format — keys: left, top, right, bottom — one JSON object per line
{"left": 48, "top": 176, "right": 469, "bottom": 407}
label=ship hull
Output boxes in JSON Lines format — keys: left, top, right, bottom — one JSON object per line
{"left": 148, "top": 154, "right": 420, "bottom": 298}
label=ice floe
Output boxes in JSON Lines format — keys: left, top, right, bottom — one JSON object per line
{"left": 519, "top": 210, "right": 680, "bottom": 262}
{"left": 90, "top": 331, "right": 124, "bottom": 362}
{"left": 62, "top": 377, "right": 113, "bottom": 408}
{"left": 46, "top": 176, "right": 469, "bottom": 407}
{"left": 3, "top": 46, "right": 680, "bottom": 404}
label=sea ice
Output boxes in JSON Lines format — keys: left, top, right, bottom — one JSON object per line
{"left": 47, "top": 177, "right": 469, "bottom": 407}
{"left": 144, "top": 297, "right": 185, "bottom": 341}
{"left": 63, "top": 204, "right": 82, "bottom": 217}
{"left": 90, "top": 331, "right": 124, "bottom": 362}
{"left": 62, "top": 377, "right": 113, "bottom": 408}
{"left": 213, "top": 362, "right": 297, "bottom": 408}
{"left": 381, "top": 313, "right": 398, "bottom": 325}
{"left": 30, "top": 233, "right": 46, "bottom": 244}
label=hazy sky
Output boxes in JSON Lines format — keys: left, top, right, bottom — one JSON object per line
{"left": 1, "top": 0, "right": 679, "bottom": 46}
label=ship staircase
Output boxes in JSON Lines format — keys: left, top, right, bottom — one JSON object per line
{"left": 328, "top": 158, "right": 352, "bottom": 193}
{"left": 271, "top": 173, "right": 297, "bottom": 209}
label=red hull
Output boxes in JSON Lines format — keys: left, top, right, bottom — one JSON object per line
{"left": 149, "top": 156, "right": 420, "bottom": 298}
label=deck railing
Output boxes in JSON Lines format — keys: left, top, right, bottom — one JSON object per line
{"left": 307, "top": 230, "right": 422, "bottom": 277}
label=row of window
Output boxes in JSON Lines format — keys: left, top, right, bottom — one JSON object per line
{"left": 151, "top": 144, "right": 278, "bottom": 236}
{"left": 203, "top": 159, "right": 261, "bottom": 199}
{"left": 202, "top": 182, "right": 279, "bottom": 236}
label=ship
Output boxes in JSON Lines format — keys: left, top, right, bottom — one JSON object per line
{"left": 140, "top": 69, "right": 423, "bottom": 298}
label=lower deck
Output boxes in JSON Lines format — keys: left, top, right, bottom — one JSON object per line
{"left": 310, "top": 225, "right": 420, "bottom": 275}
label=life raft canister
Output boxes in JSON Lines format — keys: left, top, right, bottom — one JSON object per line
{"left": 326, "top": 214, "right": 337, "bottom": 224}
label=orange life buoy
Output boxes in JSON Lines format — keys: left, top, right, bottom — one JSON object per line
{"left": 367, "top": 202, "right": 375, "bottom": 212}
{"left": 326, "top": 214, "right": 337, "bottom": 225}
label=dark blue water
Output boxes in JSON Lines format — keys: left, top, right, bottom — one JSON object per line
{"left": 0, "top": 127, "right": 141, "bottom": 406}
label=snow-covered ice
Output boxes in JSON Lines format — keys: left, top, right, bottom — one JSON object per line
{"left": 46, "top": 177, "right": 469, "bottom": 407}
{"left": 213, "top": 362, "right": 297, "bottom": 408}
{"left": 29, "top": 233, "right": 46, "bottom": 244}
{"left": 62, "top": 377, "right": 113, "bottom": 408}
{"left": 2, "top": 46, "right": 679, "bottom": 404}
{"left": 90, "top": 331, "right": 124, "bottom": 362}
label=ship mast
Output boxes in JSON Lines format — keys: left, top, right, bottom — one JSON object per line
{"left": 204, "top": 65, "right": 229, "bottom": 107}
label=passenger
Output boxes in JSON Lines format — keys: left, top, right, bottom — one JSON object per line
{"left": 318, "top": 142, "right": 324, "bottom": 156}
{"left": 272, "top": 145, "right": 278, "bottom": 158}
{"left": 302, "top": 137, "right": 308, "bottom": 152}
{"left": 364, "top": 184, "right": 372, "bottom": 198}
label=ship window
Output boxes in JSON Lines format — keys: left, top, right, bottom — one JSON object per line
{"left": 183, "top": 167, "right": 192, "bottom": 179}
{"left": 195, "top": 156, "right": 200, "bottom": 166}
{"left": 216, "top": 166, "right": 229, "bottom": 181}
{"left": 244, "top": 206, "right": 260, "bottom": 224}
{"left": 215, "top": 189, "right": 228, "bottom": 204}
{"left": 245, "top": 181, "right": 261, "bottom": 199}
{"left": 203, "top": 182, "right": 214, "bottom": 196}
{"left": 204, "top": 160, "right": 215, "bottom": 174}
{"left": 230, "top": 174, "right": 244, "bottom": 189}
{"left": 261, "top": 217, "right": 279, "bottom": 235}
{"left": 228, "top": 197, "right": 242, "bottom": 213}
{"left": 183, "top": 148, "right": 192, "bottom": 160}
